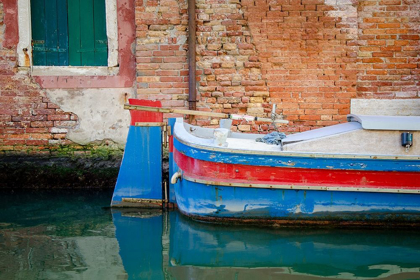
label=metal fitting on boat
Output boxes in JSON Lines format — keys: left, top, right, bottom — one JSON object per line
{"left": 171, "top": 171, "right": 182, "bottom": 184}
{"left": 401, "top": 132, "right": 413, "bottom": 152}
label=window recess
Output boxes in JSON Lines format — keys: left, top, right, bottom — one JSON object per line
{"left": 31, "top": 0, "right": 108, "bottom": 67}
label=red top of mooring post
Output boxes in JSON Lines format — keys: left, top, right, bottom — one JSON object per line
{"left": 128, "top": 99, "right": 163, "bottom": 126}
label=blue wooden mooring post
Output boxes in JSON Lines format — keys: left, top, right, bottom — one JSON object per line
{"left": 111, "top": 99, "right": 165, "bottom": 208}
{"left": 168, "top": 117, "right": 178, "bottom": 205}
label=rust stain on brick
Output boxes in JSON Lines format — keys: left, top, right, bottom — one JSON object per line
{"left": 23, "top": 48, "right": 30, "bottom": 67}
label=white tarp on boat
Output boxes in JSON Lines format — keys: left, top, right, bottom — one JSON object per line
{"left": 283, "top": 122, "right": 362, "bottom": 144}
{"left": 348, "top": 115, "right": 420, "bottom": 131}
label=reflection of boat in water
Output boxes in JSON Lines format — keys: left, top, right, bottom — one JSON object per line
{"left": 112, "top": 209, "right": 420, "bottom": 280}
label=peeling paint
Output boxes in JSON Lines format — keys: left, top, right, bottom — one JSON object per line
{"left": 46, "top": 89, "right": 135, "bottom": 145}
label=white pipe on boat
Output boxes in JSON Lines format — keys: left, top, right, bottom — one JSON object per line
{"left": 171, "top": 171, "right": 182, "bottom": 184}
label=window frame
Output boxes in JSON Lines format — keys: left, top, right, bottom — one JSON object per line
{"left": 17, "top": 0, "right": 119, "bottom": 76}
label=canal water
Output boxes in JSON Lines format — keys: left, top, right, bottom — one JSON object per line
{"left": 1, "top": 190, "right": 420, "bottom": 280}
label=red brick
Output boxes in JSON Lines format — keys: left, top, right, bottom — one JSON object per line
{"left": 26, "top": 128, "right": 49, "bottom": 133}
{"left": 3, "top": 140, "right": 26, "bottom": 145}
{"left": 395, "top": 64, "right": 417, "bottom": 69}
{"left": 29, "top": 133, "right": 53, "bottom": 140}
{"left": 25, "top": 140, "right": 49, "bottom": 146}
{"left": 160, "top": 77, "right": 183, "bottom": 82}
{"left": 30, "top": 121, "right": 54, "bottom": 128}
{"left": 53, "top": 134, "right": 67, "bottom": 140}
{"left": 47, "top": 115, "right": 70, "bottom": 121}
{"left": 362, "top": 58, "right": 385, "bottom": 63}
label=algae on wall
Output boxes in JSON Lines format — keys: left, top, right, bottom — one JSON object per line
{"left": 0, "top": 142, "right": 124, "bottom": 189}
{"left": 0, "top": 141, "right": 170, "bottom": 189}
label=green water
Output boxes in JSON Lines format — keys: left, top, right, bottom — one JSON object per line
{"left": 1, "top": 190, "right": 420, "bottom": 280}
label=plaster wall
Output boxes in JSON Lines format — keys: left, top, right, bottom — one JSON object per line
{"left": 46, "top": 89, "right": 135, "bottom": 146}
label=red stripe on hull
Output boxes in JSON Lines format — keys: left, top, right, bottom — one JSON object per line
{"left": 174, "top": 149, "right": 420, "bottom": 190}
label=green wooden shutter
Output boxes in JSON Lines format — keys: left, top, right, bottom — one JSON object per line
{"left": 68, "top": 0, "right": 108, "bottom": 66}
{"left": 31, "top": 0, "right": 69, "bottom": 66}
{"left": 93, "top": 0, "right": 108, "bottom": 66}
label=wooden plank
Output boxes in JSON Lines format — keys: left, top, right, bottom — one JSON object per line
{"left": 125, "top": 104, "right": 229, "bottom": 117}
{"left": 80, "top": 0, "right": 95, "bottom": 65}
{"left": 31, "top": 0, "right": 47, "bottom": 65}
{"left": 93, "top": 0, "right": 108, "bottom": 66}
{"left": 57, "top": 0, "right": 69, "bottom": 66}
{"left": 135, "top": 122, "right": 166, "bottom": 127}
{"left": 68, "top": 0, "right": 81, "bottom": 65}
{"left": 124, "top": 104, "right": 289, "bottom": 124}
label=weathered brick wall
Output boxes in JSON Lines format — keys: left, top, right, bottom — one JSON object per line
{"left": 242, "top": 0, "right": 359, "bottom": 132}
{"left": 0, "top": 1, "right": 77, "bottom": 155}
{"left": 135, "top": 0, "right": 189, "bottom": 107}
{"left": 0, "top": 0, "right": 419, "bottom": 156}
{"left": 195, "top": 0, "right": 272, "bottom": 132}
{"left": 357, "top": 0, "right": 419, "bottom": 98}
{"left": 0, "top": 0, "right": 136, "bottom": 157}
{"left": 135, "top": 0, "right": 419, "bottom": 133}
{"left": 0, "top": 74, "right": 78, "bottom": 155}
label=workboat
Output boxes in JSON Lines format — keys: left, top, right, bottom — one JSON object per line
{"left": 170, "top": 116, "right": 420, "bottom": 226}
{"left": 112, "top": 99, "right": 420, "bottom": 226}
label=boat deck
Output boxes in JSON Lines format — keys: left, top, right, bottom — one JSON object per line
{"left": 177, "top": 116, "right": 420, "bottom": 157}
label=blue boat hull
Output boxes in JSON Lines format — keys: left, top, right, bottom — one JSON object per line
{"left": 171, "top": 116, "right": 420, "bottom": 225}
{"left": 175, "top": 179, "right": 420, "bottom": 225}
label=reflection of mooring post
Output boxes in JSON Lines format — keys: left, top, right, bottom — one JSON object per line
{"left": 111, "top": 99, "right": 165, "bottom": 208}
{"left": 162, "top": 212, "right": 171, "bottom": 279}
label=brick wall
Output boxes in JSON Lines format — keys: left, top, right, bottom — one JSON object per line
{"left": 0, "top": 0, "right": 136, "bottom": 156}
{"left": 0, "top": 1, "right": 78, "bottom": 155}
{"left": 0, "top": 74, "right": 78, "bottom": 155}
{"left": 357, "top": 0, "right": 420, "bottom": 98}
{"left": 242, "top": 0, "right": 359, "bottom": 132}
{"left": 195, "top": 0, "right": 274, "bottom": 133}
{"left": 135, "top": 0, "right": 189, "bottom": 107}
{"left": 134, "top": 0, "right": 419, "bottom": 133}
{"left": 0, "top": 0, "right": 419, "bottom": 155}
